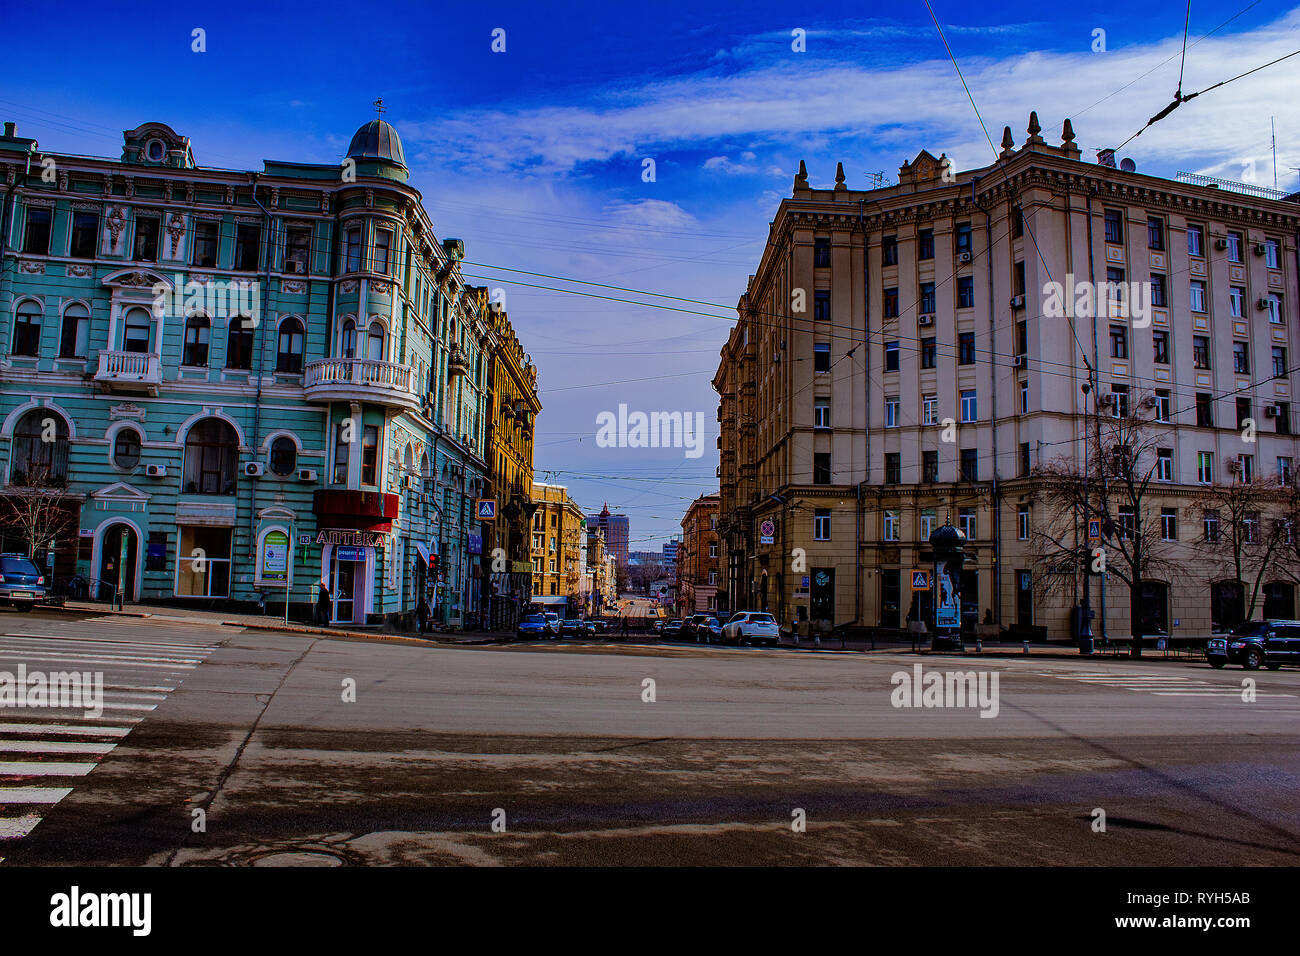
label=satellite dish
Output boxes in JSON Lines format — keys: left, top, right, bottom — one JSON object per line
{"left": 1120, "top": 158, "right": 1137, "bottom": 172}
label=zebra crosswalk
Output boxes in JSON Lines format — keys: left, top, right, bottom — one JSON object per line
{"left": 1038, "top": 670, "right": 1297, "bottom": 699}
{"left": 0, "top": 630, "right": 215, "bottom": 860}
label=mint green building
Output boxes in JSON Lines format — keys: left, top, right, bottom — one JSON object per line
{"left": 0, "top": 118, "right": 497, "bottom": 627}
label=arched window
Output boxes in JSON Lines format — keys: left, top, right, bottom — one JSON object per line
{"left": 420, "top": 452, "right": 430, "bottom": 478}
{"left": 276, "top": 317, "right": 304, "bottom": 373}
{"left": 112, "top": 427, "right": 142, "bottom": 470}
{"left": 59, "top": 303, "right": 90, "bottom": 359}
{"left": 183, "top": 314, "right": 211, "bottom": 367}
{"left": 340, "top": 318, "right": 357, "bottom": 358}
{"left": 366, "top": 321, "right": 384, "bottom": 361}
{"left": 122, "top": 306, "right": 153, "bottom": 353}
{"left": 1211, "top": 581, "right": 1245, "bottom": 633}
{"left": 403, "top": 444, "right": 414, "bottom": 474}
{"left": 11, "top": 408, "right": 69, "bottom": 486}
{"left": 226, "top": 316, "right": 254, "bottom": 370}
{"left": 183, "top": 418, "right": 238, "bottom": 495}
{"left": 269, "top": 436, "right": 297, "bottom": 477}
{"left": 12, "top": 301, "right": 41, "bottom": 356}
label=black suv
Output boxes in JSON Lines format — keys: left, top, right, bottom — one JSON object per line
{"left": 1206, "top": 620, "right": 1300, "bottom": 670}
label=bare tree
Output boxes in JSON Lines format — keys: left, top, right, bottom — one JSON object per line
{"left": 629, "top": 554, "right": 665, "bottom": 595}
{"left": 1028, "top": 392, "right": 1176, "bottom": 656}
{"left": 1191, "top": 466, "right": 1288, "bottom": 626}
{"left": 0, "top": 461, "right": 80, "bottom": 563}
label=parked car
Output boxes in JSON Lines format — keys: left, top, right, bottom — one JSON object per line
{"left": 691, "top": 615, "right": 723, "bottom": 643}
{"left": 561, "top": 618, "right": 594, "bottom": 637}
{"left": 722, "top": 611, "right": 781, "bottom": 646}
{"left": 588, "top": 619, "right": 609, "bottom": 635}
{"left": 516, "top": 613, "right": 549, "bottom": 641}
{"left": 680, "top": 614, "right": 708, "bottom": 641}
{"left": 661, "top": 619, "right": 684, "bottom": 639}
{"left": 544, "top": 613, "right": 562, "bottom": 637}
{"left": 1206, "top": 619, "right": 1300, "bottom": 669}
{"left": 0, "top": 554, "right": 45, "bottom": 612}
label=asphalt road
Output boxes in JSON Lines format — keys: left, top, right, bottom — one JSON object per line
{"left": 2, "top": 610, "right": 1298, "bottom": 866}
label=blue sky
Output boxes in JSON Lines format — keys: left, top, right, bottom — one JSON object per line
{"left": 6, "top": 0, "right": 1299, "bottom": 548}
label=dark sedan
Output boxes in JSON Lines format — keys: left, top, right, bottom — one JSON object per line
{"left": 516, "top": 613, "right": 549, "bottom": 641}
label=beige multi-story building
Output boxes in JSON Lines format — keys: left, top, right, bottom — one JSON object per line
{"left": 678, "top": 494, "right": 720, "bottom": 614}
{"left": 716, "top": 113, "right": 1300, "bottom": 640}
{"left": 529, "top": 481, "right": 584, "bottom": 604}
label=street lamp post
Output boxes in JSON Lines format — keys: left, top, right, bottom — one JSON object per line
{"left": 1079, "top": 381, "right": 1095, "bottom": 655}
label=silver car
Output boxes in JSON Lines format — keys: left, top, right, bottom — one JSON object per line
{"left": 544, "top": 613, "right": 561, "bottom": 638}
{"left": 722, "top": 611, "right": 781, "bottom": 647}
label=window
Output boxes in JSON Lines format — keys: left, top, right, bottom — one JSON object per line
{"left": 814, "top": 343, "right": 830, "bottom": 372}
{"left": 884, "top": 453, "right": 900, "bottom": 485}
{"left": 883, "top": 510, "right": 899, "bottom": 541}
{"left": 1187, "top": 225, "right": 1203, "bottom": 257}
{"left": 112, "top": 427, "right": 142, "bottom": 471}
{"left": 333, "top": 423, "right": 350, "bottom": 483}
{"left": 59, "top": 304, "right": 89, "bottom": 359}
{"left": 70, "top": 211, "right": 99, "bottom": 259}
{"left": 13, "top": 301, "right": 43, "bottom": 356}
{"left": 955, "top": 223, "right": 972, "bottom": 255}
{"left": 1197, "top": 451, "right": 1214, "bottom": 483}
{"left": 960, "top": 448, "right": 977, "bottom": 482}
{"left": 235, "top": 223, "right": 261, "bottom": 271}
{"left": 1203, "top": 510, "right": 1220, "bottom": 541}
{"left": 958, "top": 331, "right": 975, "bottom": 365}
{"left": 1152, "top": 330, "right": 1169, "bottom": 365}
{"left": 813, "top": 452, "right": 831, "bottom": 485}
{"left": 1014, "top": 261, "right": 1026, "bottom": 298}
{"left": 1154, "top": 389, "right": 1171, "bottom": 422}
{"left": 1150, "top": 273, "right": 1166, "bottom": 308}
{"left": 344, "top": 227, "right": 362, "bottom": 272}
{"left": 1196, "top": 393, "right": 1214, "bottom": 427}
{"left": 813, "top": 509, "right": 831, "bottom": 541}
{"left": 882, "top": 235, "right": 898, "bottom": 266}
{"left": 1279, "top": 457, "right": 1293, "bottom": 486}
{"left": 22, "top": 206, "right": 51, "bottom": 255}
{"left": 276, "top": 318, "right": 305, "bottom": 373}
{"left": 10, "top": 409, "right": 69, "bottom": 486}
{"left": 1229, "top": 286, "right": 1245, "bottom": 318}
{"left": 183, "top": 418, "right": 238, "bottom": 495}
{"left": 883, "top": 287, "right": 899, "bottom": 318}
{"left": 814, "top": 290, "right": 831, "bottom": 321}
{"left": 1011, "top": 205, "right": 1024, "bottom": 239}
{"left": 1160, "top": 508, "right": 1177, "bottom": 541}
{"left": 957, "top": 276, "right": 974, "bottom": 308}
{"left": 177, "top": 527, "right": 233, "bottom": 597}
{"left": 192, "top": 220, "right": 218, "bottom": 267}
{"left": 922, "top": 394, "right": 938, "bottom": 425}
{"left": 1020, "top": 380, "right": 1029, "bottom": 415}
{"left": 133, "top": 215, "right": 160, "bottom": 262}
{"left": 1238, "top": 454, "right": 1254, "bottom": 484}
{"left": 813, "top": 238, "right": 831, "bottom": 267}
{"left": 1109, "top": 324, "right": 1128, "bottom": 359}
{"left": 122, "top": 306, "right": 152, "bottom": 353}
{"left": 959, "top": 507, "right": 976, "bottom": 539}
{"left": 361, "top": 424, "right": 379, "bottom": 485}
{"left": 1275, "top": 346, "right": 1289, "bottom": 379}
{"left": 1233, "top": 341, "right": 1249, "bottom": 375}
{"left": 884, "top": 341, "right": 899, "bottom": 372}
{"left": 919, "top": 282, "right": 935, "bottom": 315}
{"left": 1117, "top": 507, "right": 1135, "bottom": 540}
{"left": 183, "top": 315, "right": 210, "bottom": 367}
{"left": 918, "top": 229, "right": 934, "bottom": 260}
{"left": 1104, "top": 209, "right": 1123, "bottom": 244}
{"left": 1156, "top": 448, "right": 1172, "bottom": 481}
{"left": 1265, "top": 238, "right": 1280, "bottom": 269}
{"left": 226, "top": 317, "right": 254, "bottom": 370}
{"left": 1147, "top": 217, "right": 1164, "bottom": 250}
{"left": 920, "top": 337, "right": 936, "bottom": 369}
{"left": 341, "top": 318, "right": 357, "bottom": 358}
{"left": 285, "top": 225, "right": 311, "bottom": 273}
{"left": 709, "top": 543, "right": 718, "bottom": 559}
{"left": 1190, "top": 281, "right": 1206, "bottom": 313}
{"left": 885, "top": 396, "right": 900, "bottom": 427}
{"left": 1019, "top": 441, "right": 1031, "bottom": 477}
{"left": 922, "top": 450, "right": 938, "bottom": 482}
{"left": 1277, "top": 402, "right": 1291, "bottom": 435}
{"left": 269, "top": 436, "right": 297, "bottom": 477}
{"left": 1227, "top": 231, "right": 1242, "bottom": 263}
{"left": 1109, "top": 385, "right": 1129, "bottom": 418}
{"left": 366, "top": 321, "right": 385, "bottom": 361}
{"left": 1265, "top": 294, "right": 1283, "bottom": 325}
{"left": 814, "top": 399, "right": 830, "bottom": 429}
{"left": 1193, "top": 336, "right": 1211, "bottom": 369}
{"left": 920, "top": 508, "right": 936, "bottom": 540}
{"left": 373, "top": 229, "right": 392, "bottom": 274}
{"left": 1018, "top": 506, "right": 1030, "bottom": 540}
{"left": 960, "top": 389, "right": 977, "bottom": 422}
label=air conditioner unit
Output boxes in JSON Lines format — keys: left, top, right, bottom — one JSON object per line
{"left": 919, "top": 314, "right": 934, "bottom": 326}
{"left": 1254, "top": 243, "right": 1267, "bottom": 257}
{"left": 1215, "top": 238, "right": 1229, "bottom": 250}
{"left": 297, "top": 468, "right": 318, "bottom": 482}
{"left": 1010, "top": 295, "right": 1025, "bottom": 309}
{"left": 1013, "top": 355, "right": 1026, "bottom": 368}
{"left": 243, "top": 462, "right": 264, "bottom": 477}
{"left": 958, "top": 251, "right": 972, "bottom": 264}
{"left": 1265, "top": 405, "right": 1279, "bottom": 418}
{"left": 145, "top": 464, "right": 167, "bottom": 478}
{"left": 1227, "top": 459, "right": 1241, "bottom": 474}
{"left": 1257, "top": 298, "right": 1271, "bottom": 311}
{"left": 285, "top": 259, "right": 305, "bottom": 274}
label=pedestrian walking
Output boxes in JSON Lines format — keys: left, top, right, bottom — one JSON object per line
{"left": 315, "top": 582, "right": 331, "bottom": 627}
{"left": 621, "top": 616, "right": 630, "bottom": 638}
{"left": 416, "top": 594, "right": 430, "bottom": 634}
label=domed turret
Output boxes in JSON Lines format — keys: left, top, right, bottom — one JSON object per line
{"left": 347, "top": 119, "right": 406, "bottom": 167}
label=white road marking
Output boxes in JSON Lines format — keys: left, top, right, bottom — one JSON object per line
{"left": 0, "top": 740, "right": 116, "bottom": 755}
{"left": 0, "top": 761, "right": 97, "bottom": 776}
{"left": 0, "top": 814, "right": 43, "bottom": 838}
{"left": 0, "top": 787, "right": 73, "bottom": 803}
{"left": 0, "top": 723, "right": 133, "bottom": 737}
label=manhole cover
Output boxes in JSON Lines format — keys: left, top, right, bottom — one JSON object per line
{"left": 249, "top": 850, "right": 345, "bottom": 867}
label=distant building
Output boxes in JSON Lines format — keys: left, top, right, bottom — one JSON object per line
{"left": 678, "top": 495, "right": 720, "bottom": 614}
{"left": 530, "top": 482, "right": 584, "bottom": 605}
{"left": 590, "top": 503, "right": 628, "bottom": 570}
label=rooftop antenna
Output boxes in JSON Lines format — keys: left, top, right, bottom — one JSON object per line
{"left": 373, "top": 96, "right": 386, "bottom": 118}
{"left": 1272, "top": 116, "right": 1277, "bottom": 190}
{"left": 865, "top": 171, "right": 887, "bottom": 188}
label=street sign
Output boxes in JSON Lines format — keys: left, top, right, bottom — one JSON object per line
{"left": 1087, "top": 518, "right": 1101, "bottom": 541}
{"left": 759, "top": 518, "right": 775, "bottom": 545}
{"left": 476, "top": 498, "right": 497, "bottom": 520}
{"left": 910, "top": 569, "right": 930, "bottom": 590}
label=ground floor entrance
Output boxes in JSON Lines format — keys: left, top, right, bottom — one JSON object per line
{"left": 326, "top": 546, "right": 370, "bottom": 625}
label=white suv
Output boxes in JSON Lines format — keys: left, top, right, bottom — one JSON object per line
{"left": 722, "top": 612, "right": 781, "bottom": 647}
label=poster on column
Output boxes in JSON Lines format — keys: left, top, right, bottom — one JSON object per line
{"left": 935, "top": 559, "right": 960, "bottom": 628}
{"left": 262, "top": 530, "right": 289, "bottom": 582}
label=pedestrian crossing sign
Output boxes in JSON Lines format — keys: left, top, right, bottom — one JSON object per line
{"left": 476, "top": 499, "right": 497, "bottom": 520}
{"left": 1087, "top": 518, "right": 1101, "bottom": 540}
{"left": 910, "top": 569, "right": 930, "bottom": 590}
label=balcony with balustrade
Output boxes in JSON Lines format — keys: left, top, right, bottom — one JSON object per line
{"left": 304, "top": 358, "right": 421, "bottom": 411}
{"left": 95, "top": 350, "right": 162, "bottom": 395}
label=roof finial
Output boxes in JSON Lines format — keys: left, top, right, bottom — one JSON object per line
{"left": 834, "top": 161, "right": 846, "bottom": 190}
{"left": 1061, "top": 117, "right": 1075, "bottom": 144}
{"left": 1001, "top": 126, "right": 1015, "bottom": 151}
{"left": 1027, "top": 111, "right": 1041, "bottom": 137}
{"left": 373, "top": 96, "right": 386, "bottom": 117}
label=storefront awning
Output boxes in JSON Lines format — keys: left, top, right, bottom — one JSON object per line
{"left": 532, "top": 595, "right": 569, "bottom": 606}
{"left": 414, "top": 541, "right": 432, "bottom": 567}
